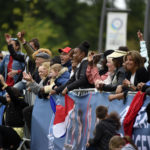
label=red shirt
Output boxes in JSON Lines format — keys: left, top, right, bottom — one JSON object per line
{"left": 6, "top": 56, "right": 14, "bottom": 86}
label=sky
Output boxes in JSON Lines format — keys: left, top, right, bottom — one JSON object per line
{"left": 79, "top": 0, "right": 126, "bottom": 9}
{"left": 114, "top": 0, "right": 126, "bottom": 9}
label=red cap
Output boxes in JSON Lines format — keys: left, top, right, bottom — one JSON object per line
{"left": 58, "top": 47, "right": 71, "bottom": 53}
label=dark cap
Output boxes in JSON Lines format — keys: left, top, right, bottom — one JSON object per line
{"left": 58, "top": 47, "right": 71, "bottom": 53}
{"left": 36, "top": 52, "right": 50, "bottom": 59}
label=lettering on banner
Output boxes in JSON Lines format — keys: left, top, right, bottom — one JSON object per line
{"left": 133, "top": 135, "right": 150, "bottom": 150}
{"left": 133, "top": 107, "right": 149, "bottom": 129}
{"left": 120, "top": 106, "right": 129, "bottom": 123}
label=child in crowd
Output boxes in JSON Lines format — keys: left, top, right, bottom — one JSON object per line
{"left": 109, "top": 135, "right": 138, "bottom": 150}
{"left": 86, "top": 106, "right": 120, "bottom": 150}
{"left": 0, "top": 74, "right": 28, "bottom": 150}
{"left": 41, "top": 64, "right": 70, "bottom": 95}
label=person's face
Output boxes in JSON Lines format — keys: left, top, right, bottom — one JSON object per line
{"left": 0, "top": 53, "right": 3, "bottom": 62}
{"left": 71, "top": 60, "right": 79, "bottom": 71}
{"left": 60, "top": 52, "right": 70, "bottom": 65}
{"left": 10, "top": 40, "right": 19, "bottom": 51}
{"left": 29, "top": 42, "right": 37, "bottom": 51}
{"left": 35, "top": 57, "right": 46, "bottom": 68}
{"left": 106, "top": 58, "right": 116, "bottom": 73}
{"left": 126, "top": 55, "right": 136, "bottom": 71}
{"left": 73, "top": 48, "right": 84, "bottom": 63}
{"left": 6, "top": 93, "right": 11, "bottom": 102}
{"left": 38, "top": 66, "right": 48, "bottom": 79}
{"left": 50, "top": 69, "right": 58, "bottom": 78}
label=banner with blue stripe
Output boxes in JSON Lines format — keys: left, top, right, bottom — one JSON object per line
{"left": 31, "top": 92, "right": 150, "bottom": 150}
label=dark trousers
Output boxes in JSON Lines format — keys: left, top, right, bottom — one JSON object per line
{"left": 0, "top": 125, "right": 21, "bottom": 150}
{"left": 23, "top": 105, "right": 33, "bottom": 132}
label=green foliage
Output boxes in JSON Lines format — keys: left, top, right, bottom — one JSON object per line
{"left": 126, "top": 0, "right": 145, "bottom": 50}
{"left": 0, "top": 0, "right": 146, "bottom": 54}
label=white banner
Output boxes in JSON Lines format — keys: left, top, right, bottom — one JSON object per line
{"left": 106, "top": 12, "right": 128, "bottom": 50}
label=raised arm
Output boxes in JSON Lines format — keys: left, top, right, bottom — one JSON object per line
{"left": 17, "top": 32, "right": 35, "bottom": 59}
{"left": 5, "top": 33, "right": 25, "bottom": 62}
{"left": 137, "top": 30, "right": 149, "bottom": 68}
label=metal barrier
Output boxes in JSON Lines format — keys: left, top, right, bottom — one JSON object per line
{"left": 17, "top": 138, "right": 31, "bottom": 150}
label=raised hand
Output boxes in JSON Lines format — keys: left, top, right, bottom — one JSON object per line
{"left": 17, "top": 31, "right": 26, "bottom": 43}
{"left": 4, "top": 33, "right": 12, "bottom": 44}
{"left": 137, "top": 30, "right": 144, "bottom": 41}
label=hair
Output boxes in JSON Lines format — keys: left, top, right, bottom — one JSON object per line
{"left": 78, "top": 41, "right": 90, "bottom": 57}
{"left": 13, "top": 39, "right": 20, "bottom": 50}
{"left": 51, "top": 64, "right": 62, "bottom": 73}
{"left": 41, "top": 62, "right": 51, "bottom": 74}
{"left": 29, "top": 38, "right": 40, "bottom": 50}
{"left": 118, "top": 46, "right": 129, "bottom": 52}
{"left": 96, "top": 105, "right": 108, "bottom": 119}
{"left": 32, "top": 48, "right": 52, "bottom": 60}
{"left": 107, "top": 112, "right": 121, "bottom": 130}
{"left": 109, "top": 135, "right": 138, "bottom": 150}
{"left": 112, "top": 57, "right": 124, "bottom": 68}
{"left": 109, "top": 135, "right": 126, "bottom": 150}
{"left": 124, "top": 50, "right": 144, "bottom": 69}
{"left": 50, "top": 56, "right": 61, "bottom": 66}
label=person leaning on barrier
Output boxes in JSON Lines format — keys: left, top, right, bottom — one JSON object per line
{"left": 97, "top": 50, "right": 127, "bottom": 92}
{"left": 40, "top": 64, "right": 70, "bottom": 97}
{"left": 50, "top": 41, "right": 94, "bottom": 95}
{"left": 109, "top": 50, "right": 149, "bottom": 101}
{"left": 0, "top": 74, "right": 28, "bottom": 150}
{"left": 86, "top": 50, "right": 116, "bottom": 87}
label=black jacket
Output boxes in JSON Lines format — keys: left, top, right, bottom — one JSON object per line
{"left": 103, "top": 67, "right": 126, "bottom": 92}
{"left": 0, "top": 86, "right": 28, "bottom": 127}
{"left": 55, "top": 59, "right": 94, "bottom": 93}
{"left": 125, "top": 67, "right": 149, "bottom": 86}
{"left": 89, "top": 118, "right": 119, "bottom": 150}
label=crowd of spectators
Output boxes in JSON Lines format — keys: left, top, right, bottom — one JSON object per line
{"left": 0, "top": 30, "right": 150, "bottom": 149}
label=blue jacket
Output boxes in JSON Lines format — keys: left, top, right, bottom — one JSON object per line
{"left": 63, "top": 60, "right": 72, "bottom": 73}
{"left": 0, "top": 52, "right": 25, "bottom": 84}
{"left": 55, "top": 68, "right": 70, "bottom": 86}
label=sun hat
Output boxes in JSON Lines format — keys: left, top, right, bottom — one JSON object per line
{"left": 107, "top": 50, "right": 127, "bottom": 58}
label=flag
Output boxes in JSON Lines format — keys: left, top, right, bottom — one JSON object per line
{"left": 53, "top": 94, "right": 75, "bottom": 138}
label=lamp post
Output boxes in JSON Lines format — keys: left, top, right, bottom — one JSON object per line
{"left": 98, "top": 0, "right": 107, "bottom": 53}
